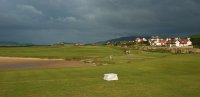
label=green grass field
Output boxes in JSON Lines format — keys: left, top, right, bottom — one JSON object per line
{"left": 0, "top": 46, "right": 123, "bottom": 60}
{"left": 0, "top": 46, "right": 200, "bottom": 97}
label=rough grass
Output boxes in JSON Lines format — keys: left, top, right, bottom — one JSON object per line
{"left": 0, "top": 46, "right": 200, "bottom": 97}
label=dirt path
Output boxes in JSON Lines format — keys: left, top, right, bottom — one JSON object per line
{"left": 0, "top": 57, "right": 95, "bottom": 69}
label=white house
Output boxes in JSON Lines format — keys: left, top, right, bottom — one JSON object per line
{"left": 135, "top": 38, "right": 147, "bottom": 43}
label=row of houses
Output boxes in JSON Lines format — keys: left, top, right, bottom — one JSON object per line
{"left": 135, "top": 37, "right": 192, "bottom": 47}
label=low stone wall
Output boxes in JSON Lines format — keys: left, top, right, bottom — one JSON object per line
{"left": 135, "top": 46, "right": 200, "bottom": 54}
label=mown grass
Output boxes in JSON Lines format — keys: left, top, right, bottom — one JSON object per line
{"left": 0, "top": 46, "right": 200, "bottom": 97}
{"left": 0, "top": 46, "right": 123, "bottom": 60}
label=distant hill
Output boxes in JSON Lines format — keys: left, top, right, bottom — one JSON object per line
{"left": 96, "top": 36, "right": 150, "bottom": 44}
{"left": 0, "top": 41, "right": 21, "bottom": 46}
{"left": 190, "top": 34, "right": 200, "bottom": 48}
{"left": 190, "top": 34, "right": 200, "bottom": 38}
{"left": 0, "top": 41, "right": 34, "bottom": 46}
{"left": 107, "top": 36, "right": 137, "bottom": 42}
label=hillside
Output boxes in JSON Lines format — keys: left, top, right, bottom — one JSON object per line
{"left": 190, "top": 34, "right": 200, "bottom": 47}
{"left": 0, "top": 41, "right": 34, "bottom": 46}
{"left": 0, "top": 41, "right": 22, "bottom": 46}
{"left": 190, "top": 34, "right": 200, "bottom": 38}
{"left": 96, "top": 36, "right": 149, "bottom": 44}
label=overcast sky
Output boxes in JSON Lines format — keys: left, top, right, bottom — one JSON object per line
{"left": 0, "top": 0, "right": 200, "bottom": 44}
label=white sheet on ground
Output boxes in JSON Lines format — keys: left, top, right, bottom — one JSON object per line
{"left": 104, "top": 73, "right": 118, "bottom": 81}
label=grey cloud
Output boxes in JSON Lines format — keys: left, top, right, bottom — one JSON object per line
{"left": 17, "top": 4, "right": 43, "bottom": 15}
{"left": 0, "top": 0, "right": 200, "bottom": 44}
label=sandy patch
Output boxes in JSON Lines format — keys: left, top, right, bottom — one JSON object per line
{"left": 0, "top": 57, "right": 94, "bottom": 69}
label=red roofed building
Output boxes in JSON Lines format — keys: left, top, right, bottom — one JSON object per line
{"left": 179, "top": 38, "right": 192, "bottom": 47}
{"left": 166, "top": 38, "right": 180, "bottom": 47}
{"left": 165, "top": 38, "right": 192, "bottom": 47}
{"left": 149, "top": 37, "right": 192, "bottom": 47}
{"left": 159, "top": 39, "right": 167, "bottom": 45}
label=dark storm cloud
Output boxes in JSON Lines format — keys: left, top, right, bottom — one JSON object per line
{"left": 0, "top": 0, "right": 200, "bottom": 44}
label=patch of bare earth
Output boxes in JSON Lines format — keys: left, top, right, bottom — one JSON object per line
{"left": 0, "top": 57, "right": 95, "bottom": 69}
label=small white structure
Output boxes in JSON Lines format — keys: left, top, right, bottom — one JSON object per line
{"left": 104, "top": 73, "right": 118, "bottom": 81}
{"left": 109, "top": 55, "right": 113, "bottom": 60}
{"left": 135, "top": 38, "right": 147, "bottom": 43}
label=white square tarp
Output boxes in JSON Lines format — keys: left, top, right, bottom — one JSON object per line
{"left": 103, "top": 73, "right": 118, "bottom": 81}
